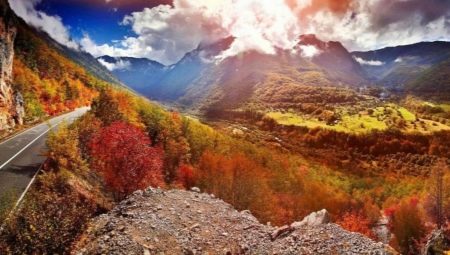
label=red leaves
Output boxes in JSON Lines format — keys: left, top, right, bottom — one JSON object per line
{"left": 89, "top": 121, "right": 164, "bottom": 198}
{"left": 177, "top": 164, "right": 195, "bottom": 189}
{"left": 336, "top": 211, "right": 375, "bottom": 239}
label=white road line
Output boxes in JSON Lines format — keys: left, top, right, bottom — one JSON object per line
{"left": 0, "top": 108, "right": 85, "bottom": 146}
{"left": 0, "top": 125, "right": 37, "bottom": 146}
{"left": 0, "top": 108, "right": 88, "bottom": 234}
{"left": 0, "top": 120, "right": 62, "bottom": 170}
{"left": 0, "top": 164, "right": 43, "bottom": 233}
{"left": 11, "top": 163, "right": 43, "bottom": 212}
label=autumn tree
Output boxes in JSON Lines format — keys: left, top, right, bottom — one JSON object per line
{"left": 46, "top": 122, "right": 89, "bottom": 174}
{"left": 388, "top": 198, "right": 427, "bottom": 255}
{"left": 160, "top": 112, "right": 190, "bottom": 183}
{"left": 336, "top": 211, "right": 375, "bottom": 239}
{"left": 91, "top": 89, "right": 124, "bottom": 125}
{"left": 176, "top": 164, "right": 196, "bottom": 189}
{"left": 425, "top": 160, "right": 450, "bottom": 229}
{"left": 89, "top": 122, "right": 164, "bottom": 199}
{"left": 195, "top": 151, "right": 273, "bottom": 222}
{"left": 72, "top": 113, "right": 102, "bottom": 156}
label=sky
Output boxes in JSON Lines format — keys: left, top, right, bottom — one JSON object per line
{"left": 9, "top": 0, "right": 450, "bottom": 66}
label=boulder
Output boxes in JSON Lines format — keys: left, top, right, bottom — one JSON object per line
{"left": 291, "top": 209, "right": 330, "bottom": 229}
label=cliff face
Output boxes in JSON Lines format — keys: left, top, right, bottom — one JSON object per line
{"left": 75, "top": 187, "right": 397, "bottom": 254}
{"left": 0, "top": 0, "right": 24, "bottom": 131}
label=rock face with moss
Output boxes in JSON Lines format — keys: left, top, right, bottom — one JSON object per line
{"left": 0, "top": 0, "right": 24, "bottom": 131}
{"left": 75, "top": 187, "right": 397, "bottom": 254}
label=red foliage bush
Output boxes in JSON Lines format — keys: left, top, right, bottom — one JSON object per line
{"left": 89, "top": 121, "right": 164, "bottom": 199}
{"left": 336, "top": 211, "right": 376, "bottom": 239}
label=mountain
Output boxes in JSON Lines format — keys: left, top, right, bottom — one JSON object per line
{"left": 53, "top": 44, "right": 122, "bottom": 86}
{"left": 0, "top": 0, "right": 126, "bottom": 129}
{"left": 352, "top": 41, "right": 450, "bottom": 93}
{"left": 0, "top": 0, "right": 24, "bottom": 131}
{"left": 175, "top": 35, "right": 368, "bottom": 114}
{"left": 297, "top": 34, "right": 367, "bottom": 85}
{"left": 110, "top": 35, "right": 368, "bottom": 114}
{"left": 156, "top": 36, "right": 235, "bottom": 101}
{"left": 97, "top": 56, "right": 166, "bottom": 94}
{"left": 17, "top": 22, "right": 122, "bottom": 87}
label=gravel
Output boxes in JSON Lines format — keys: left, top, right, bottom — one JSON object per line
{"left": 74, "top": 187, "right": 397, "bottom": 255}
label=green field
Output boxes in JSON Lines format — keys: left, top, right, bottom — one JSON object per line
{"left": 266, "top": 111, "right": 387, "bottom": 134}
{"left": 267, "top": 103, "right": 450, "bottom": 134}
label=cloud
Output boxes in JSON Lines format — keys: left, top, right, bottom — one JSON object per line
{"left": 80, "top": 0, "right": 450, "bottom": 65}
{"left": 9, "top": 0, "right": 79, "bottom": 49}
{"left": 81, "top": 0, "right": 300, "bottom": 65}
{"left": 369, "top": 0, "right": 450, "bottom": 29}
{"left": 354, "top": 57, "right": 384, "bottom": 66}
{"left": 98, "top": 58, "right": 131, "bottom": 71}
{"left": 298, "top": 45, "right": 321, "bottom": 58}
{"left": 301, "top": 0, "right": 450, "bottom": 51}
{"left": 14, "top": 0, "right": 450, "bottom": 65}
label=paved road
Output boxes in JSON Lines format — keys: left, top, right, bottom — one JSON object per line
{"left": 0, "top": 107, "right": 89, "bottom": 204}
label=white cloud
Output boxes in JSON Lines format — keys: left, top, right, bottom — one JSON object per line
{"left": 298, "top": 45, "right": 321, "bottom": 58}
{"left": 81, "top": 0, "right": 301, "bottom": 65}
{"left": 12, "top": 0, "right": 449, "bottom": 65}
{"left": 394, "top": 57, "right": 403, "bottom": 63}
{"left": 98, "top": 58, "right": 131, "bottom": 71}
{"left": 354, "top": 56, "right": 384, "bottom": 66}
{"left": 214, "top": 0, "right": 300, "bottom": 60}
{"left": 9, "top": 0, "right": 79, "bottom": 49}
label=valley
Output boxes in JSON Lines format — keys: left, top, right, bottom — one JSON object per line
{"left": 0, "top": 0, "right": 449, "bottom": 254}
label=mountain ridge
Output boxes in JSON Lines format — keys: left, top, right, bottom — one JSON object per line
{"left": 352, "top": 41, "right": 450, "bottom": 92}
{"left": 102, "top": 34, "right": 370, "bottom": 114}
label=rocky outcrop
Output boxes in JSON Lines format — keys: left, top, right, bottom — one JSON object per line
{"left": 74, "top": 187, "right": 396, "bottom": 254}
{"left": 0, "top": 0, "right": 24, "bottom": 131}
{"left": 423, "top": 229, "right": 450, "bottom": 255}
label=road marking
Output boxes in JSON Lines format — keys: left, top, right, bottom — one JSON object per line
{"left": 0, "top": 125, "right": 37, "bottom": 146}
{"left": 0, "top": 108, "right": 86, "bottom": 146}
{"left": 0, "top": 121, "right": 62, "bottom": 170}
{"left": 12, "top": 163, "right": 43, "bottom": 212}
{"left": 0, "top": 108, "right": 88, "bottom": 234}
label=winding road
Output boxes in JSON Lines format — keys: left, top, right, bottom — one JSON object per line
{"left": 0, "top": 107, "right": 89, "bottom": 208}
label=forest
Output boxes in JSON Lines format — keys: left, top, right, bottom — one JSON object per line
{"left": 0, "top": 3, "right": 448, "bottom": 254}
{"left": 0, "top": 87, "right": 448, "bottom": 255}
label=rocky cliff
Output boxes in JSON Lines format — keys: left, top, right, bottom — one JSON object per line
{"left": 0, "top": 0, "right": 24, "bottom": 131}
{"left": 74, "top": 187, "right": 396, "bottom": 254}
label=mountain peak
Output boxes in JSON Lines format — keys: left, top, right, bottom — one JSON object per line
{"left": 195, "top": 36, "right": 235, "bottom": 59}
{"left": 297, "top": 34, "right": 346, "bottom": 52}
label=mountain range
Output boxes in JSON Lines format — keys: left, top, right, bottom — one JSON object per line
{"left": 353, "top": 41, "right": 450, "bottom": 93}
{"left": 100, "top": 35, "right": 450, "bottom": 114}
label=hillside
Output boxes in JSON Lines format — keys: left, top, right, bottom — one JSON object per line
{"left": 0, "top": 0, "right": 24, "bottom": 131}
{"left": 0, "top": 1, "right": 449, "bottom": 254}
{"left": 167, "top": 34, "right": 368, "bottom": 113}
{"left": 97, "top": 56, "right": 166, "bottom": 94}
{"left": 352, "top": 41, "right": 450, "bottom": 93}
{"left": 5, "top": 6, "right": 125, "bottom": 126}
{"left": 101, "top": 35, "right": 368, "bottom": 114}
{"left": 74, "top": 187, "right": 395, "bottom": 254}
{"left": 0, "top": 0, "right": 128, "bottom": 135}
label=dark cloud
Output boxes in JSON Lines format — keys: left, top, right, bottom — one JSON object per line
{"left": 371, "top": 0, "right": 450, "bottom": 28}
{"left": 46, "top": 0, "right": 173, "bottom": 12}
